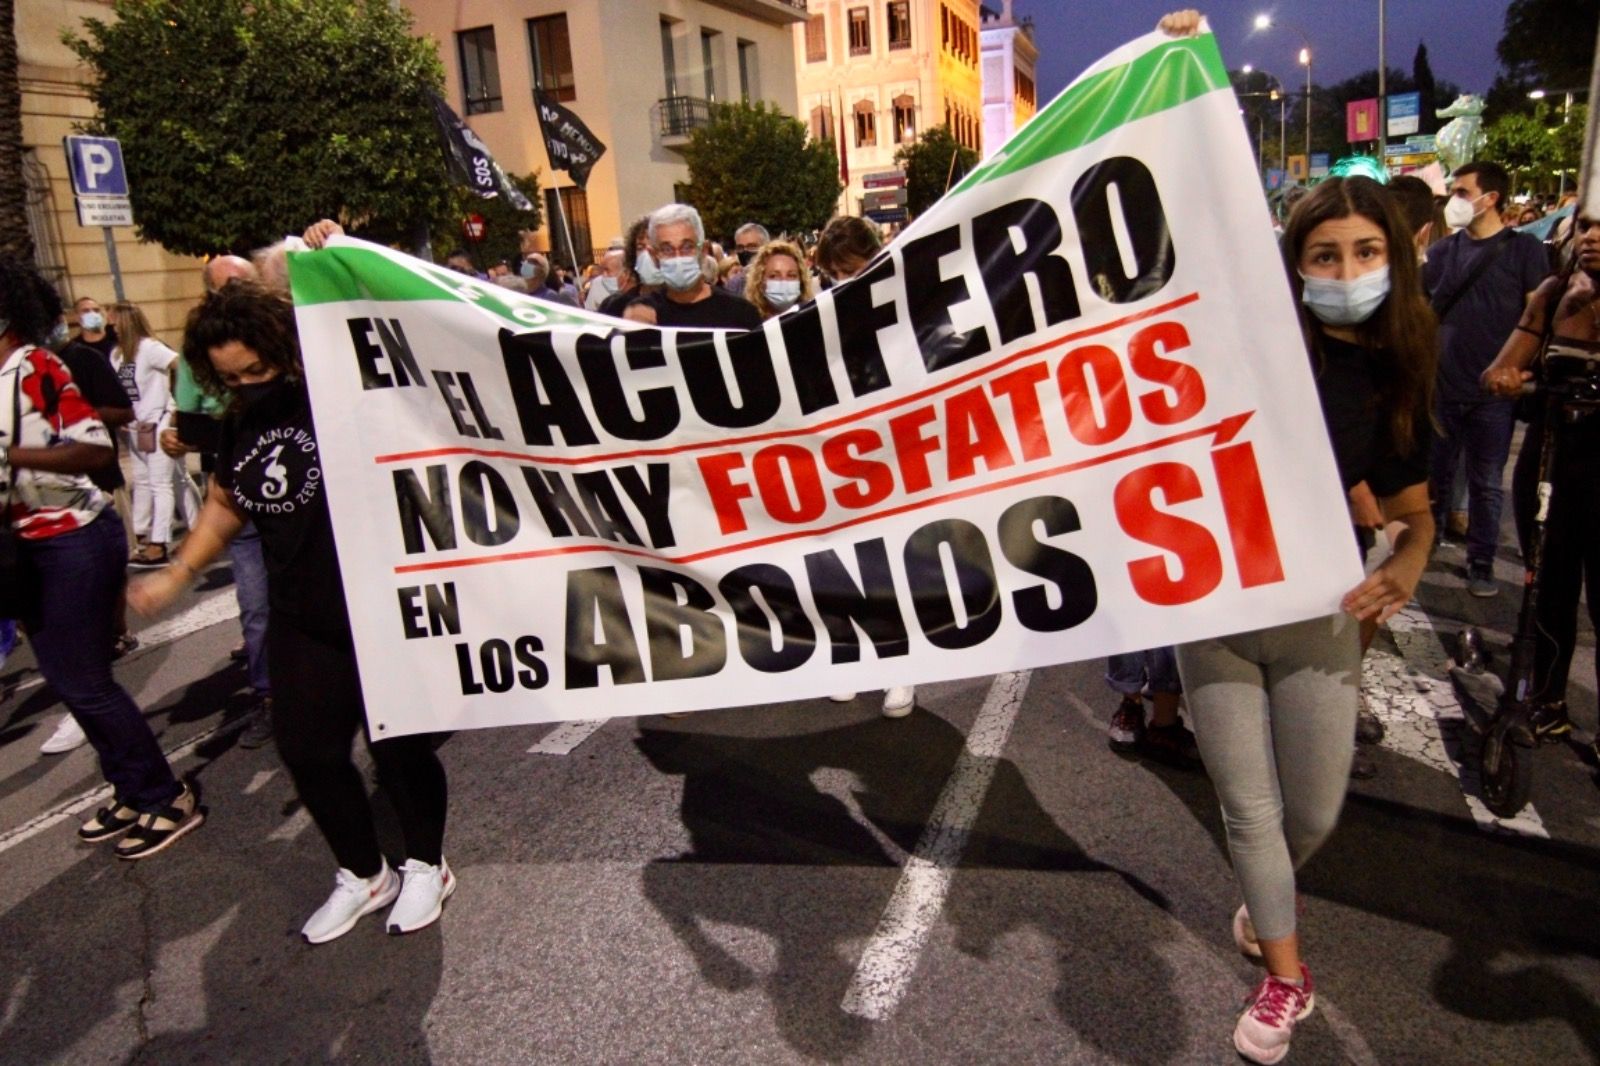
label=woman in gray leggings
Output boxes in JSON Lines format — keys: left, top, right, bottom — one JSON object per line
{"left": 1177, "top": 174, "right": 1436, "bottom": 1064}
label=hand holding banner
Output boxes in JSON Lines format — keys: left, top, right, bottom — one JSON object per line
{"left": 291, "top": 25, "right": 1360, "bottom": 737}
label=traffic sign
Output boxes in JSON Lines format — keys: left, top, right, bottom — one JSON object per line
{"left": 64, "top": 135, "right": 130, "bottom": 197}
{"left": 863, "top": 187, "right": 908, "bottom": 211}
{"left": 75, "top": 198, "right": 133, "bottom": 227}
{"left": 1387, "top": 92, "right": 1421, "bottom": 138}
{"left": 1309, "top": 153, "right": 1331, "bottom": 179}
{"left": 862, "top": 169, "right": 906, "bottom": 190}
{"left": 865, "top": 208, "right": 907, "bottom": 225}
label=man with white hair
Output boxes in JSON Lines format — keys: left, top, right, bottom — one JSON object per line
{"left": 641, "top": 204, "right": 762, "bottom": 330}
{"left": 584, "top": 247, "right": 627, "bottom": 310}
{"left": 723, "top": 222, "right": 770, "bottom": 294}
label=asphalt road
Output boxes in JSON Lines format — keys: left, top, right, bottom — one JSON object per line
{"left": 0, "top": 532, "right": 1596, "bottom": 1065}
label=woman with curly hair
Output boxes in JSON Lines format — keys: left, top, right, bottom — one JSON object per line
{"left": 742, "top": 239, "right": 814, "bottom": 319}
{"left": 130, "top": 279, "right": 453, "bottom": 943}
{"left": 0, "top": 255, "right": 200, "bottom": 858}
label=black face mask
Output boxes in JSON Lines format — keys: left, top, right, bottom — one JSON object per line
{"left": 736, "top": 249, "right": 756, "bottom": 267}
{"left": 235, "top": 377, "right": 290, "bottom": 410}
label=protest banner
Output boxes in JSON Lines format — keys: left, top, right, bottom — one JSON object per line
{"left": 288, "top": 24, "right": 1360, "bottom": 737}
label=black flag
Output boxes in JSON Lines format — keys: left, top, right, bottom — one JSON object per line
{"left": 427, "top": 91, "right": 534, "bottom": 211}
{"left": 534, "top": 90, "right": 607, "bottom": 190}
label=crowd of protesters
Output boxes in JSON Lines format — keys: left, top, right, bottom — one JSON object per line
{"left": 3, "top": 10, "right": 1599, "bottom": 1064}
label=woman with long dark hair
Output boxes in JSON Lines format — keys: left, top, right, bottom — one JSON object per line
{"left": 0, "top": 256, "right": 201, "bottom": 858}
{"left": 1176, "top": 175, "right": 1436, "bottom": 1063}
{"left": 130, "top": 280, "right": 453, "bottom": 943}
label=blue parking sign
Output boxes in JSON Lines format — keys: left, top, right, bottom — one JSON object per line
{"left": 64, "top": 136, "right": 130, "bottom": 197}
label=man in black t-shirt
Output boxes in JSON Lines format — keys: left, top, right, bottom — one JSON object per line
{"left": 1424, "top": 161, "right": 1549, "bottom": 596}
{"left": 71, "top": 295, "right": 118, "bottom": 363}
{"left": 55, "top": 338, "right": 133, "bottom": 494}
{"left": 637, "top": 204, "right": 764, "bottom": 331}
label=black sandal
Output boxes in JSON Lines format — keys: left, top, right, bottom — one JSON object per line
{"left": 114, "top": 786, "right": 205, "bottom": 860}
{"left": 79, "top": 801, "right": 140, "bottom": 842}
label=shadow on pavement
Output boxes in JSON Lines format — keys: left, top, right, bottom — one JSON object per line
{"left": 637, "top": 708, "right": 1176, "bottom": 1064}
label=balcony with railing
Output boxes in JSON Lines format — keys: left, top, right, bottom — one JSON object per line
{"left": 655, "top": 96, "right": 713, "bottom": 148}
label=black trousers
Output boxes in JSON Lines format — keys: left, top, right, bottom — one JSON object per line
{"left": 1513, "top": 413, "right": 1600, "bottom": 707}
{"left": 268, "top": 620, "right": 448, "bottom": 876}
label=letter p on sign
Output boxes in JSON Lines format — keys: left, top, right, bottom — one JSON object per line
{"left": 65, "top": 136, "right": 130, "bottom": 197}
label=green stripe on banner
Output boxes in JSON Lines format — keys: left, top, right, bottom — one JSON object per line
{"left": 290, "top": 247, "right": 453, "bottom": 306}
{"left": 955, "top": 36, "right": 1228, "bottom": 193}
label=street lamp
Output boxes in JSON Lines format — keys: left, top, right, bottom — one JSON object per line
{"left": 1240, "top": 64, "right": 1288, "bottom": 178}
{"left": 1254, "top": 14, "right": 1313, "bottom": 165}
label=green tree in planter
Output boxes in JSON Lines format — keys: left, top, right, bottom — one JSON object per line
{"left": 895, "top": 126, "right": 977, "bottom": 219}
{"left": 682, "top": 101, "right": 841, "bottom": 239}
{"left": 66, "top": 0, "right": 452, "bottom": 256}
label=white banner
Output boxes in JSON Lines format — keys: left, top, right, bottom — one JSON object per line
{"left": 289, "top": 26, "right": 1360, "bottom": 737}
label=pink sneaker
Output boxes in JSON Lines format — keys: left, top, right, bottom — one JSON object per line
{"left": 1234, "top": 964, "right": 1315, "bottom": 1065}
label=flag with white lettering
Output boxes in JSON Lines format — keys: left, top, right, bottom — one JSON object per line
{"left": 291, "top": 24, "right": 1360, "bottom": 737}
{"left": 428, "top": 91, "right": 534, "bottom": 210}
{"left": 534, "top": 90, "right": 606, "bottom": 190}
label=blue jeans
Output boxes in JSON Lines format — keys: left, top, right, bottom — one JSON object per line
{"left": 23, "top": 513, "right": 181, "bottom": 811}
{"left": 1430, "top": 399, "right": 1516, "bottom": 568}
{"left": 228, "top": 521, "right": 270, "bottom": 694}
{"left": 1105, "top": 648, "right": 1181, "bottom": 696}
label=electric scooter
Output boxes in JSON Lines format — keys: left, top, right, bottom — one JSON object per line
{"left": 1456, "top": 347, "right": 1600, "bottom": 818}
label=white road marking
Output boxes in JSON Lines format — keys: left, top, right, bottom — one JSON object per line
{"left": 527, "top": 719, "right": 606, "bottom": 755}
{"left": 0, "top": 717, "right": 241, "bottom": 856}
{"left": 266, "top": 806, "right": 314, "bottom": 842}
{"left": 841, "top": 670, "right": 1031, "bottom": 1021}
{"left": 1371, "top": 606, "right": 1548, "bottom": 838}
{"left": 132, "top": 591, "right": 240, "bottom": 649}
{"left": 243, "top": 770, "right": 278, "bottom": 795}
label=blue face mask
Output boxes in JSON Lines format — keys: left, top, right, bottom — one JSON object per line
{"left": 764, "top": 279, "right": 802, "bottom": 309}
{"left": 519, "top": 261, "right": 538, "bottom": 280}
{"left": 659, "top": 255, "right": 704, "bottom": 292}
{"left": 1300, "top": 266, "right": 1390, "bottom": 326}
{"left": 79, "top": 310, "right": 106, "bottom": 332}
{"left": 635, "top": 251, "right": 665, "bottom": 287}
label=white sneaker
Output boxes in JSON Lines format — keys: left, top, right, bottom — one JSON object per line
{"left": 386, "top": 858, "right": 456, "bottom": 935}
{"left": 882, "top": 686, "right": 915, "bottom": 718}
{"left": 40, "top": 714, "right": 88, "bottom": 755}
{"left": 301, "top": 860, "right": 400, "bottom": 944}
{"left": 1235, "top": 964, "right": 1315, "bottom": 1065}
{"left": 829, "top": 692, "right": 857, "bottom": 702}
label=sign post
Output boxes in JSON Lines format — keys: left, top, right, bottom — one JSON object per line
{"left": 63, "top": 135, "right": 133, "bottom": 302}
{"left": 1385, "top": 92, "right": 1421, "bottom": 139}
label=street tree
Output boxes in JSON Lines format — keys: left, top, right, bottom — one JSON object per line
{"left": 1482, "top": 102, "right": 1588, "bottom": 195}
{"left": 435, "top": 172, "right": 543, "bottom": 271}
{"left": 1486, "top": 0, "right": 1600, "bottom": 117}
{"left": 0, "top": 0, "right": 31, "bottom": 260}
{"left": 66, "top": 0, "right": 452, "bottom": 256}
{"left": 895, "top": 125, "right": 977, "bottom": 219}
{"left": 681, "top": 102, "right": 841, "bottom": 240}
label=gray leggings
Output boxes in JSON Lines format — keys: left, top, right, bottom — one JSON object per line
{"left": 1176, "top": 613, "right": 1360, "bottom": 942}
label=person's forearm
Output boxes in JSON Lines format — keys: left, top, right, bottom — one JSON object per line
{"left": 1385, "top": 507, "right": 1435, "bottom": 581}
{"left": 98, "top": 405, "right": 134, "bottom": 429}
{"left": 7, "top": 442, "right": 113, "bottom": 474}
{"left": 171, "top": 493, "right": 246, "bottom": 574}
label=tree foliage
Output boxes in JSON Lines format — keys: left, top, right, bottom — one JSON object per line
{"left": 895, "top": 125, "right": 977, "bottom": 218}
{"left": 681, "top": 101, "right": 841, "bottom": 240}
{"left": 1482, "top": 102, "right": 1588, "bottom": 193}
{"left": 1311, "top": 66, "right": 1462, "bottom": 156}
{"left": 435, "top": 172, "right": 543, "bottom": 270}
{"left": 1487, "top": 0, "right": 1600, "bottom": 117}
{"left": 65, "top": 0, "right": 453, "bottom": 256}
{"left": 0, "top": 0, "right": 31, "bottom": 260}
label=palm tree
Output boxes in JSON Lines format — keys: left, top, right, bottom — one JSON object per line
{"left": 0, "top": 0, "right": 35, "bottom": 260}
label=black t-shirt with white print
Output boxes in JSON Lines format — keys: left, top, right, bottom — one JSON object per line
{"left": 215, "top": 379, "right": 350, "bottom": 643}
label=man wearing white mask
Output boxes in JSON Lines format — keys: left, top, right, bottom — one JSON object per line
{"left": 641, "top": 204, "right": 763, "bottom": 331}
{"left": 584, "top": 248, "right": 627, "bottom": 311}
{"left": 1424, "top": 161, "right": 1549, "bottom": 597}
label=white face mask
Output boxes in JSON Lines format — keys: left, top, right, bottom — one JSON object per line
{"left": 764, "top": 279, "right": 802, "bottom": 309}
{"left": 1300, "top": 266, "right": 1391, "bottom": 326}
{"left": 659, "top": 255, "right": 704, "bottom": 292}
{"left": 635, "top": 250, "right": 664, "bottom": 287}
{"left": 1444, "top": 193, "right": 1484, "bottom": 230}
{"left": 79, "top": 310, "right": 106, "bottom": 332}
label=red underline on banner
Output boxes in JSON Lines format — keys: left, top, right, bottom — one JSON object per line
{"left": 389, "top": 408, "right": 1252, "bottom": 576}
{"left": 372, "top": 292, "right": 1202, "bottom": 468}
